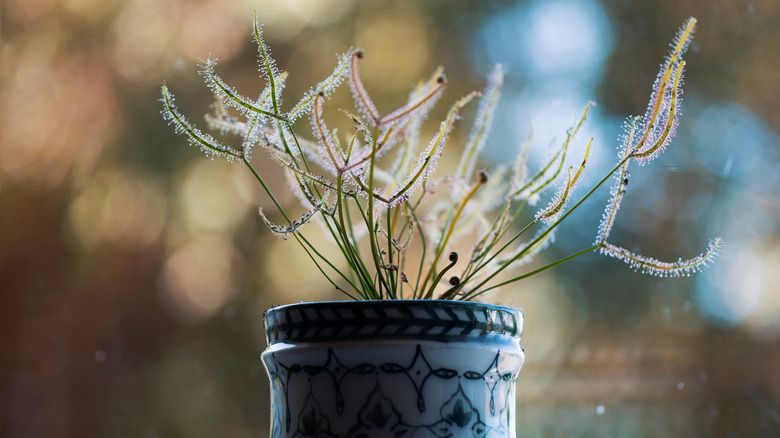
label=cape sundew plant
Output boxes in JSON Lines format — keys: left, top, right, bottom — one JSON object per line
{"left": 161, "top": 15, "right": 721, "bottom": 301}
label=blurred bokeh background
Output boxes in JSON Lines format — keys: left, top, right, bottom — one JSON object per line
{"left": 2, "top": 0, "right": 780, "bottom": 436}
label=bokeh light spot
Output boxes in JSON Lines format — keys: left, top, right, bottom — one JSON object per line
{"left": 355, "top": 9, "right": 430, "bottom": 95}
{"left": 245, "top": 0, "right": 354, "bottom": 37}
{"left": 258, "top": 232, "right": 344, "bottom": 303}
{"left": 62, "top": 0, "right": 119, "bottom": 23}
{"left": 180, "top": 159, "right": 252, "bottom": 234}
{"left": 162, "top": 237, "right": 238, "bottom": 325}
{"left": 0, "top": 38, "right": 117, "bottom": 185}
{"left": 69, "top": 170, "right": 166, "bottom": 248}
{"left": 523, "top": 0, "right": 613, "bottom": 79}
{"left": 473, "top": 0, "right": 613, "bottom": 82}
{"left": 106, "top": 0, "right": 175, "bottom": 82}
{"left": 180, "top": 1, "right": 245, "bottom": 62}
{"left": 695, "top": 243, "right": 765, "bottom": 327}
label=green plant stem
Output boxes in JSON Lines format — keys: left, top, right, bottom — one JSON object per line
{"left": 458, "top": 218, "right": 537, "bottom": 290}
{"left": 389, "top": 205, "right": 406, "bottom": 298}
{"left": 420, "top": 178, "right": 484, "bottom": 299}
{"left": 464, "top": 245, "right": 600, "bottom": 300}
{"left": 385, "top": 209, "right": 400, "bottom": 299}
{"left": 462, "top": 200, "right": 517, "bottom": 280}
{"left": 365, "top": 129, "right": 392, "bottom": 299}
{"left": 336, "top": 175, "right": 375, "bottom": 298}
{"left": 405, "top": 199, "right": 428, "bottom": 299}
{"left": 348, "top": 200, "right": 383, "bottom": 297}
{"left": 260, "top": 65, "right": 367, "bottom": 296}
{"left": 463, "top": 156, "right": 630, "bottom": 297}
{"left": 242, "top": 157, "right": 357, "bottom": 298}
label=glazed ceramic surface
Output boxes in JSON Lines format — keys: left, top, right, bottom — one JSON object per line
{"left": 263, "top": 300, "right": 525, "bottom": 438}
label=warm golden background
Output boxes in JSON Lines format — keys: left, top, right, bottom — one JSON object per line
{"left": 2, "top": 0, "right": 780, "bottom": 436}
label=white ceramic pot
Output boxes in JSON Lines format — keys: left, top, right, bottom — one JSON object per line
{"left": 262, "top": 300, "right": 525, "bottom": 438}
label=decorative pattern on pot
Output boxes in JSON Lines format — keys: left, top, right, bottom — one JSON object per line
{"left": 263, "top": 301, "right": 525, "bottom": 438}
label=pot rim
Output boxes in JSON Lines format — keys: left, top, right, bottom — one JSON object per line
{"left": 264, "top": 300, "right": 523, "bottom": 345}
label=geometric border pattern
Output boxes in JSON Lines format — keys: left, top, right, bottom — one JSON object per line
{"left": 265, "top": 300, "right": 522, "bottom": 344}
{"left": 264, "top": 344, "right": 523, "bottom": 438}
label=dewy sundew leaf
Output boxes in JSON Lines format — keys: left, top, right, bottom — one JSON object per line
{"left": 161, "top": 14, "right": 720, "bottom": 300}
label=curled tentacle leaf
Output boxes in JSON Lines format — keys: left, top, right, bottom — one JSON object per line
{"left": 310, "top": 93, "right": 346, "bottom": 174}
{"left": 387, "top": 92, "right": 478, "bottom": 208}
{"left": 378, "top": 74, "right": 447, "bottom": 129}
{"left": 596, "top": 119, "right": 636, "bottom": 245}
{"left": 160, "top": 84, "right": 242, "bottom": 160}
{"left": 258, "top": 205, "right": 319, "bottom": 239}
{"left": 599, "top": 238, "right": 722, "bottom": 277}
{"left": 426, "top": 251, "right": 459, "bottom": 299}
{"left": 456, "top": 63, "right": 504, "bottom": 181}
{"left": 348, "top": 50, "right": 381, "bottom": 124}
{"left": 630, "top": 18, "right": 695, "bottom": 163}
{"left": 200, "top": 58, "right": 283, "bottom": 122}
{"left": 537, "top": 167, "right": 574, "bottom": 222}
{"left": 390, "top": 67, "right": 446, "bottom": 180}
{"left": 512, "top": 102, "right": 592, "bottom": 202}
{"left": 537, "top": 138, "right": 592, "bottom": 223}
{"left": 643, "top": 18, "right": 695, "bottom": 138}
{"left": 288, "top": 49, "right": 352, "bottom": 123}
{"left": 630, "top": 61, "right": 685, "bottom": 163}
{"left": 253, "top": 12, "right": 283, "bottom": 114}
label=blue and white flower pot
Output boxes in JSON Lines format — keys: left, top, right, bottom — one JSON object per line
{"left": 262, "top": 300, "right": 525, "bottom": 438}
